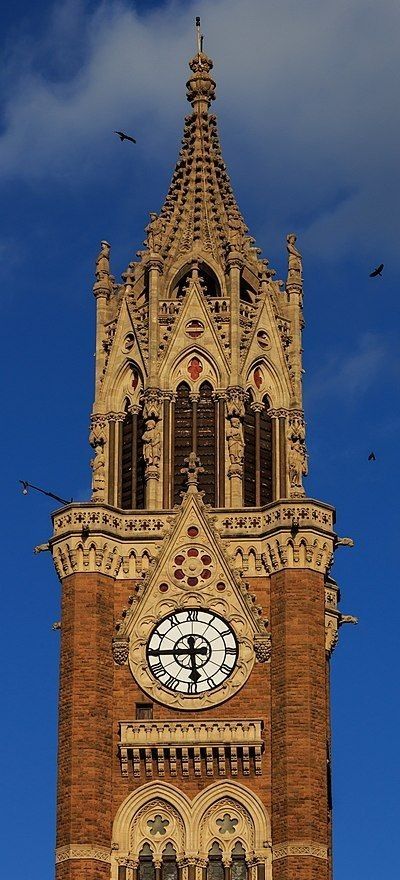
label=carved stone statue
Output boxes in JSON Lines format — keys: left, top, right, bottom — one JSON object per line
{"left": 288, "top": 440, "right": 307, "bottom": 491}
{"left": 90, "top": 445, "right": 106, "bottom": 501}
{"left": 146, "top": 213, "right": 165, "bottom": 252}
{"left": 95, "top": 241, "right": 111, "bottom": 281}
{"left": 142, "top": 419, "right": 161, "bottom": 467}
{"left": 227, "top": 213, "right": 242, "bottom": 249}
{"left": 227, "top": 417, "right": 244, "bottom": 464}
{"left": 286, "top": 233, "right": 302, "bottom": 283}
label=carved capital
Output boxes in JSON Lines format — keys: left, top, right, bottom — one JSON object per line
{"left": 142, "top": 387, "right": 163, "bottom": 421}
{"left": 225, "top": 386, "right": 247, "bottom": 419}
{"left": 106, "top": 411, "right": 126, "bottom": 423}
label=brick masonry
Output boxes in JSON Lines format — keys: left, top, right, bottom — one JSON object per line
{"left": 56, "top": 566, "right": 331, "bottom": 879}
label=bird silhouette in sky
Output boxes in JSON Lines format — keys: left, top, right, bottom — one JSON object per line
{"left": 368, "top": 452, "right": 376, "bottom": 461}
{"left": 114, "top": 131, "right": 137, "bottom": 144}
{"left": 369, "top": 263, "right": 384, "bottom": 278}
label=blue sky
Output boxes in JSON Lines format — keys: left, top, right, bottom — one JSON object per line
{"left": 1, "top": 1, "right": 399, "bottom": 877}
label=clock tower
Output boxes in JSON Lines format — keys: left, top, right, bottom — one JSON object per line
{"left": 50, "top": 35, "right": 354, "bottom": 880}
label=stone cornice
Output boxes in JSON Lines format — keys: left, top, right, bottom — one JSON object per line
{"left": 50, "top": 499, "right": 337, "bottom": 578}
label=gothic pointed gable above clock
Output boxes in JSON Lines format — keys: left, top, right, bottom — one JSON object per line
{"left": 115, "top": 480, "right": 269, "bottom": 710}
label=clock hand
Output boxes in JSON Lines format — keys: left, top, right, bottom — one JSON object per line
{"left": 148, "top": 645, "right": 208, "bottom": 657}
{"left": 187, "top": 635, "right": 202, "bottom": 683}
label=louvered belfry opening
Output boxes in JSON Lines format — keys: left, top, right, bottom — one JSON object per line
{"left": 120, "top": 400, "right": 145, "bottom": 510}
{"left": 243, "top": 398, "right": 257, "bottom": 506}
{"left": 197, "top": 381, "right": 216, "bottom": 506}
{"left": 259, "top": 399, "right": 273, "bottom": 504}
{"left": 244, "top": 394, "right": 273, "bottom": 507}
{"left": 173, "top": 382, "right": 193, "bottom": 504}
{"left": 173, "top": 380, "right": 217, "bottom": 506}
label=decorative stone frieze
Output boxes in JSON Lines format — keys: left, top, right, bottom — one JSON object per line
{"left": 272, "top": 840, "right": 327, "bottom": 861}
{"left": 51, "top": 499, "right": 337, "bottom": 581}
{"left": 55, "top": 844, "right": 111, "bottom": 864}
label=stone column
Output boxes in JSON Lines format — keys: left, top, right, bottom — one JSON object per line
{"left": 269, "top": 410, "right": 280, "bottom": 500}
{"left": 106, "top": 412, "right": 125, "bottom": 507}
{"left": 93, "top": 286, "right": 108, "bottom": 400}
{"left": 225, "top": 386, "right": 246, "bottom": 508}
{"left": 142, "top": 388, "right": 163, "bottom": 509}
{"left": 148, "top": 254, "right": 164, "bottom": 386}
{"left": 227, "top": 252, "right": 243, "bottom": 386}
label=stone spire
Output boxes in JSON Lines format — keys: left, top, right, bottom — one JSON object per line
{"left": 143, "top": 46, "right": 264, "bottom": 272}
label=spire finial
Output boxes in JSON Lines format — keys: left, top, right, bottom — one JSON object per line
{"left": 195, "top": 16, "right": 202, "bottom": 55}
{"left": 187, "top": 18, "right": 215, "bottom": 111}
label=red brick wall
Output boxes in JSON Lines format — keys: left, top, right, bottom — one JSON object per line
{"left": 270, "top": 568, "right": 330, "bottom": 880}
{"left": 55, "top": 568, "right": 331, "bottom": 880}
{"left": 56, "top": 572, "right": 114, "bottom": 878}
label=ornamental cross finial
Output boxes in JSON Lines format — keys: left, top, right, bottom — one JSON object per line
{"left": 181, "top": 451, "right": 204, "bottom": 494}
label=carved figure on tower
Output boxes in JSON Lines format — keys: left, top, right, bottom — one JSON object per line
{"left": 142, "top": 419, "right": 161, "bottom": 468}
{"left": 95, "top": 240, "right": 111, "bottom": 281}
{"left": 286, "top": 232, "right": 303, "bottom": 284}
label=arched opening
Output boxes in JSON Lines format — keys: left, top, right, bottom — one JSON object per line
{"left": 207, "top": 843, "right": 224, "bottom": 880}
{"left": 259, "top": 396, "right": 272, "bottom": 505}
{"left": 162, "top": 844, "right": 178, "bottom": 880}
{"left": 119, "top": 400, "right": 145, "bottom": 509}
{"left": 231, "top": 842, "right": 247, "bottom": 880}
{"left": 243, "top": 394, "right": 256, "bottom": 506}
{"left": 138, "top": 844, "right": 155, "bottom": 880}
{"left": 243, "top": 393, "right": 273, "bottom": 507}
{"left": 172, "top": 381, "right": 217, "bottom": 506}
{"left": 171, "top": 263, "right": 222, "bottom": 300}
{"left": 173, "top": 382, "right": 192, "bottom": 504}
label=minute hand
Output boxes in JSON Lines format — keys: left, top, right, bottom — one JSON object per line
{"left": 148, "top": 646, "right": 208, "bottom": 657}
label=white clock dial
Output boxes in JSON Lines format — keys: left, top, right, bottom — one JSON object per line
{"left": 146, "top": 609, "right": 238, "bottom": 695}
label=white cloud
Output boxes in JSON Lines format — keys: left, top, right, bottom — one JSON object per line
{"left": 0, "top": 0, "right": 399, "bottom": 257}
{"left": 305, "top": 332, "right": 388, "bottom": 403}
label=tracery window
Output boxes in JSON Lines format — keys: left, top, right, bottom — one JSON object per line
{"left": 243, "top": 394, "right": 273, "bottom": 507}
{"left": 120, "top": 400, "right": 145, "bottom": 509}
{"left": 173, "top": 381, "right": 217, "bottom": 506}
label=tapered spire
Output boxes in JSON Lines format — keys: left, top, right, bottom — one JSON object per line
{"left": 141, "top": 32, "right": 267, "bottom": 272}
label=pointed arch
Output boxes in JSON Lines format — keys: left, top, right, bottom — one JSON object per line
{"left": 172, "top": 379, "right": 218, "bottom": 506}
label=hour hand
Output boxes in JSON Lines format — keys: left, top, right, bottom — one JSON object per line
{"left": 189, "top": 666, "right": 201, "bottom": 683}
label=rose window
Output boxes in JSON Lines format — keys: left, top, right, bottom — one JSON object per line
{"left": 172, "top": 546, "right": 215, "bottom": 587}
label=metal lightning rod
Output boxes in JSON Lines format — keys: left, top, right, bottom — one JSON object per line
{"left": 19, "top": 480, "right": 72, "bottom": 505}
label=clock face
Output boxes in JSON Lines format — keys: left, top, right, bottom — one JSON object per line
{"left": 146, "top": 609, "right": 238, "bottom": 695}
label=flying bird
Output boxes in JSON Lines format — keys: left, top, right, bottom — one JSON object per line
{"left": 114, "top": 131, "right": 137, "bottom": 144}
{"left": 369, "top": 263, "right": 384, "bottom": 278}
{"left": 368, "top": 452, "right": 376, "bottom": 461}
